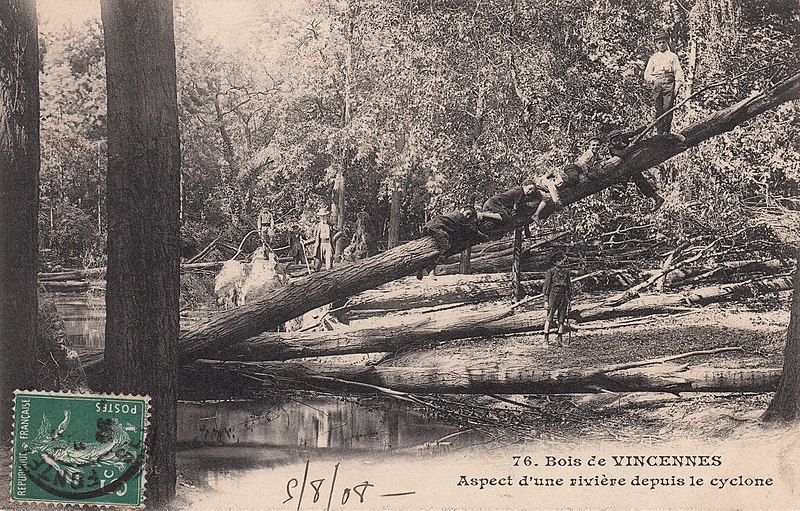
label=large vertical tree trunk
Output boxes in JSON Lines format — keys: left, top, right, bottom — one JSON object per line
{"left": 763, "top": 250, "right": 800, "bottom": 421}
{"left": 511, "top": 227, "right": 523, "bottom": 302}
{"left": 101, "top": 0, "right": 181, "bottom": 505}
{"left": 387, "top": 187, "right": 401, "bottom": 248}
{"left": 0, "top": 0, "right": 39, "bottom": 438}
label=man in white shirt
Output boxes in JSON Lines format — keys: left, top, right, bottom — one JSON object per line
{"left": 311, "top": 206, "right": 339, "bottom": 271}
{"left": 644, "top": 29, "right": 685, "bottom": 134}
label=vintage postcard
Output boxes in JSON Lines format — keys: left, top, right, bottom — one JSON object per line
{"left": 1, "top": 0, "right": 797, "bottom": 509}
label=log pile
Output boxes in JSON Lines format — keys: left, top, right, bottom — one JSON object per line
{"left": 77, "top": 73, "right": 800, "bottom": 402}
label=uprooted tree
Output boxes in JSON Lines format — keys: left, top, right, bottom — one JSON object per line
{"left": 83, "top": 71, "right": 800, "bottom": 383}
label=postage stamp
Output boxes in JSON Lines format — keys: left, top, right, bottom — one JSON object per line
{"left": 10, "top": 390, "right": 150, "bottom": 507}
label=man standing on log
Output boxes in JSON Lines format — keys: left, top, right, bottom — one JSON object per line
{"left": 311, "top": 206, "right": 340, "bottom": 271}
{"left": 645, "top": 29, "right": 685, "bottom": 134}
{"left": 288, "top": 224, "right": 305, "bottom": 264}
{"left": 543, "top": 251, "right": 572, "bottom": 347}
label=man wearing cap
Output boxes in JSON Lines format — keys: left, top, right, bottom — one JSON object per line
{"left": 644, "top": 29, "right": 685, "bottom": 134}
{"left": 311, "top": 206, "right": 339, "bottom": 271}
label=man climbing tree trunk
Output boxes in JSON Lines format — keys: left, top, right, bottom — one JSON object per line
{"left": 762, "top": 249, "right": 800, "bottom": 421}
{"left": 101, "top": 0, "right": 181, "bottom": 506}
{"left": 0, "top": 0, "right": 39, "bottom": 439}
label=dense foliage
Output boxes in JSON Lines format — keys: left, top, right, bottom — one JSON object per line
{"left": 37, "top": 0, "right": 799, "bottom": 269}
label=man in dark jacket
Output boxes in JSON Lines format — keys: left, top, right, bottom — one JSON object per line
{"left": 543, "top": 251, "right": 572, "bottom": 347}
{"left": 607, "top": 129, "right": 665, "bottom": 210}
{"left": 417, "top": 206, "right": 489, "bottom": 279}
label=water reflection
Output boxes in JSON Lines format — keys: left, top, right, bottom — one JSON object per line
{"left": 178, "top": 398, "right": 458, "bottom": 450}
{"left": 43, "top": 291, "right": 106, "bottom": 349}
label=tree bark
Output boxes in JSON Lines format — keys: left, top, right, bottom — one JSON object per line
{"left": 511, "top": 227, "right": 524, "bottom": 302}
{"left": 388, "top": 187, "right": 401, "bottom": 249}
{"left": 188, "top": 360, "right": 782, "bottom": 395}
{"left": 187, "top": 274, "right": 793, "bottom": 364}
{"left": 100, "top": 0, "right": 180, "bottom": 505}
{"left": 342, "top": 274, "right": 538, "bottom": 314}
{"left": 763, "top": 250, "right": 800, "bottom": 421}
{"left": 83, "top": 74, "right": 800, "bottom": 377}
{"left": 0, "top": 0, "right": 40, "bottom": 439}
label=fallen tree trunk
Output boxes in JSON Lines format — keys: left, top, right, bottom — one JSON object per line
{"left": 39, "top": 268, "right": 107, "bottom": 281}
{"left": 573, "top": 274, "right": 794, "bottom": 322}
{"left": 196, "top": 274, "right": 793, "bottom": 363}
{"left": 39, "top": 260, "right": 227, "bottom": 282}
{"left": 541, "top": 72, "right": 800, "bottom": 217}
{"left": 342, "top": 273, "right": 540, "bottom": 313}
{"left": 215, "top": 307, "right": 515, "bottom": 361}
{"left": 75, "top": 273, "right": 794, "bottom": 370}
{"left": 669, "top": 259, "right": 784, "bottom": 286}
{"left": 437, "top": 232, "right": 568, "bottom": 275}
{"left": 39, "top": 280, "right": 91, "bottom": 292}
{"left": 84, "top": 73, "right": 800, "bottom": 382}
{"left": 186, "top": 359, "right": 781, "bottom": 395}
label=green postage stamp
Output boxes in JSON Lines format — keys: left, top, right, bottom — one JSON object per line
{"left": 10, "top": 390, "right": 150, "bottom": 507}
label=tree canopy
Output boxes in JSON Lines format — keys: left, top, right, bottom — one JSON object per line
{"left": 36, "top": 0, "right": 800, "bottom": 269}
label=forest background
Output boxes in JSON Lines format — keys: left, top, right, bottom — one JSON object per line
{"left": 36, "top": 0, "right": 799, "bottom": 270}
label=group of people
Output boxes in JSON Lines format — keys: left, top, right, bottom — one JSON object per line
{"left": 418, "top": 28, "right": 685, "bottom": 346}
{"left": 252, "top": 28, "right": 683, "bottom": 346}
{"left": 258, "top": 206, "right": 342, "bottom": 272}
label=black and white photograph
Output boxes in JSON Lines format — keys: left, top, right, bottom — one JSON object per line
{"left": 1, "top": 0, "right": 799, "bottom": 509}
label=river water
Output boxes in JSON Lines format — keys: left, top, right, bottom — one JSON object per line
{"left": 45, "top": 290, "right": 472, "bottom": 509}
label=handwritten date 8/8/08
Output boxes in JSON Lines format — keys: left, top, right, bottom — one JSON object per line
{"left": 284, "top": 460, "right": 415, "bottom": 510}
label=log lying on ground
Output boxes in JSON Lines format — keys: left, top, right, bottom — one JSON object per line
{"left": 84, "top": 73, "right": 800, "bottom": 382}
{"left": 572, "top": 274, "right": 794, "bottom": 322}
{"left": 215, "top": 306, "right": 516, "bottom": 361}
{"left": 39, "top": 260, "right": 228, "bottom": 282}
{"left": 39, "top": 267, "right": 107, "bottom": 281}
{"left": 669, "top": 259, "right": 785, "bottom": 286}
{"left": 202, "top": 274, "right": 794, "bottom": 363}
{"left": 186, "top": 359, "right": 781, "bottom": 395}
{"left": 436, "top": 232, "right": 567, "bottom": 275}
{"left": 76, "top": 273, "right": 794, "bottom": 369}
{"left": 342, "top": 273, "right": 540, "bottom": 313}
{"left": 39, "top": 280, "right": 91, "bottom": 292}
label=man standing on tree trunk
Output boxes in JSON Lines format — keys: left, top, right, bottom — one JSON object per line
{"left": 645, "top": 29, "right": 684, "bottom": 134}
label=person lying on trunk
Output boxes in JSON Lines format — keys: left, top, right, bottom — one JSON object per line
{"left": 549, "top": 136, "right": 603, "bottom": 189}
{"left": 607, "top": 129, "right": 666, "bottom": 211}
{"left": 543, "top": 250, "right": 572, "bottom": 347}
{"left": 478, "top": 179, "right": 561, "bottom": 235}
{"left": 417, "top": 205, "right": 489, "bottom": 280}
